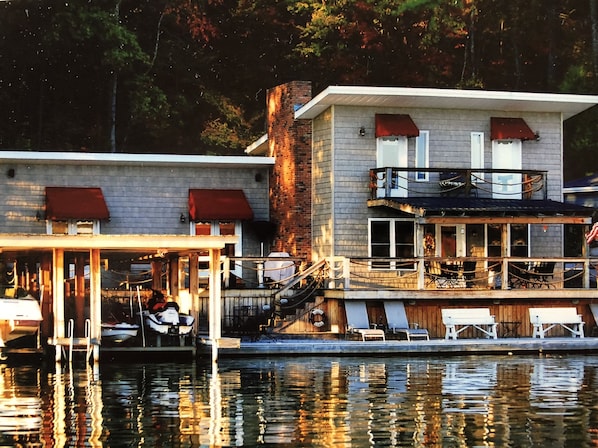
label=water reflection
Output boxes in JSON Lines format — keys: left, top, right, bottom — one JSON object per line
{"left": 1, "top": 355, "right": 598, "bottom": 446}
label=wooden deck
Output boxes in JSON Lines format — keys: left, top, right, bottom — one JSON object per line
{"left": 196, "top": 336, "right": 598, "bottom": 358}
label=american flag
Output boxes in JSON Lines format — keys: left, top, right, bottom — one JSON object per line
{"left": 586, "top": 223, "right": 598, "bottom": 245}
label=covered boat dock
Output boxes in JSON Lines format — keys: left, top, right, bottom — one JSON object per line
{"left": 0, "top": 233, "right": 237, "bottom": 363}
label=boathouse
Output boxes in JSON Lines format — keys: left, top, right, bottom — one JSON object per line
{"left": 0, "top": 152, "right": 273, "bottom": 360}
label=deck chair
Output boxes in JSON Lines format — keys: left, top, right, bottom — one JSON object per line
{"left": 344, "top": 301, "right": 385, "bottom": 341}
{"left": 533, "top": 261, "right": 556, "bottom": 288}
{"left": 383, "top": 301, "right": 430, "bottom": 341}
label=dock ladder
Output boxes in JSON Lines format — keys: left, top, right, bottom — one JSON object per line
{"left": 61, "top": 318, "right": 94, "bottom": 364}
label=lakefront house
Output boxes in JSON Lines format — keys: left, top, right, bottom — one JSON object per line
{"left": 1, "top": 81, "right": 598, "bottom": 357}
{"left": 245, "top": 81, "right": 598, "bottom": 339}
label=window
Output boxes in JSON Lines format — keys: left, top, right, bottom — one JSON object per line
{"left": 492, "top": 139, "right": 522, "bottom": 199}
{"left": 369, "top": 219, "right": 415, "bottom": 270}
{"left": 376, "top": 136, "right": 408, "bottom": 198}
{"left": 47, "top": 220, "right": 99, "bottom": 235}
{"left": 192, "top": 220, "right": 242, "bottom": 278}
{"left": 510, "top": 224, "right": 529, "bottom": 257}
{"left": 471, "top": 132, "right": 484, "bottom": 183}
{"left": 415, "top": 131, "right": 429, "bottom": 181}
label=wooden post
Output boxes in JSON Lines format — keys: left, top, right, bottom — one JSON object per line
{"left": 75, "top": 254, "right": 85, "bottom": 335}
{"left": 89, "top": 249, "right": 101, "bottom": 363}
{"left": 52, "top": 248, "right": 65, "bottom": 363}
{"left": 189, "top": 253, "right": 200, "bottom": 335}
{"left": 209, "top": 248, "right": 222, "bottom": 363}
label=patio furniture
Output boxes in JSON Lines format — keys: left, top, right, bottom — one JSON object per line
{"left": 529, "top": 261, "right": 556, "bottom": 288}
{"left": 382, "top": 301, "right": 429, "bottom": 341}
{"left": 462, "top": 261, "right": 477, "bottom": 288}
{"left": 441, "top": 308, "right": 498, "bottom": 340}
{"left": 529, "top": 307, "right": 584, "bottom": 338}
{"left": 344, "top": 301, "right": 385, "bottom": 341}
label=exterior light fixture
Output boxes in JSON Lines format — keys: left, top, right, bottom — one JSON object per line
{"left": 180, "top": 213, "right": 186, "bottom": 223}
{"left": 358, "top": 127, "right": 366, "bottom": 137}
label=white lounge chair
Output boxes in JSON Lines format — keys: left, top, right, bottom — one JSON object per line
{"left": 344, "top": 301, "right": 385, "bottom": 341}
{"left": 383, "top": 301, "right": 430, "bottom": 341}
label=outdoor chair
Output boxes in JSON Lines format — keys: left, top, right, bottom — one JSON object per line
{"left": 509, "top": 262, "right": 530, "bottom": 288}
{"left": 462, "top": 261, "right": 477, "bottom": 288}
{"left": 344, "top": 301, "right": 385, "bottom": 341}
{"left": 531, "top": 261, "right": 556, "bottom": 288}
{"left": 383, "top": 301, "right": 429, "bottom": 341}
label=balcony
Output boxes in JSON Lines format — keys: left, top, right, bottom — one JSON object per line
{"left": 225, "top": 256, "right": 597, "bottom": 292}
{"left": 369, "top": 167, "right": 547, "bottom": 200}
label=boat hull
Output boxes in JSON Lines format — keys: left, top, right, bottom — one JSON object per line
{"left": 0, "top": 297, "right": 43, "bottom": 345}
{"left": 101, "top": 323, "right": 140, "bottom": 343}
{"left": 144, "top": 308, "right": 194, "bottom": 336}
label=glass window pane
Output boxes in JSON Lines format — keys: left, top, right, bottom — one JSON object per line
{"left": 195, "top": 222, "right": 211, "bottom": 236}
{"left": 219, "top": 222, "right": 235, "bottom": 236}
{"left": 52, "top": 221, "right": 68, "bottom": 235}
{"left": 371, "top": 221, "right": 390, "bottom": 243}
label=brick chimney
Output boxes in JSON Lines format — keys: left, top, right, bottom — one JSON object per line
{"left": 266, "top": 81, "right": 312, "bottom": 261}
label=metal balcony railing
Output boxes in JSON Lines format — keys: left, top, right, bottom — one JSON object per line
{"left": 369, "top": 167, "right": 547, "bottom": 200}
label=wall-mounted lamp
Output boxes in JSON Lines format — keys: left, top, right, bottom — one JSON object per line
{"left": 180, "top": 213, "right": 186, "bottom": 223}
{"left": 36, "top": 211, "right": 42, "bottom": 221}
{"left": 6, "top": 168, "right": 15, "bottom": 178}
{"left": 358, "top": 127, "right": 366, "bottom": 137}
{"left": 534, "top": 132, "right": 540, "bottom": 141}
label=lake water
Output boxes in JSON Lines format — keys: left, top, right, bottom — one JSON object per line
{"left": 1, "top": 354, "right": 598, "bottom": 447}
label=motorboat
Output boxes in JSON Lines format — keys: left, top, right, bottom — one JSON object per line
{"left": 143, "top": 302, "right": 194, "bottom": 336}
{"left": 101, "top": 321, "right": 140, "bottom": 343}
{"left": 0, "top": 295, "right": 43, "bottom": 358}
{"left": 101, "top": 296, "right": 140, "bottom": 344}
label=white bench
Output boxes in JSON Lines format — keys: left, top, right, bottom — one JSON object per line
{"left": 356, "top": 329, "right": 386, "bottom": 341}
{"left": 529, "top": 307, "right": 584, "bottom": 338}
{"left": 441, "top": 308, "right": 498, "bottom": 340}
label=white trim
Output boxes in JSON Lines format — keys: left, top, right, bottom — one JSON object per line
{"left": 415, "top": 131, "right": 430, "bottom": 182}
{"left": 295, "top": 85, "right": 598, "bottom": 120}
{"left": 0, "top": 150, "right": 275, "bottom": 168}
{"left": 471, "top": 131, "right": 485, "bottom": 183}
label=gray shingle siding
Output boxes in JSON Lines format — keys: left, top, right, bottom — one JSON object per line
{"left": 311, "top": 105, "right": 566, "bottom": 259}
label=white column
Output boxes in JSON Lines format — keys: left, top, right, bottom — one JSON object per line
{"left": 52, "top": 248, "right": 65, "bottom": 363}
{"left": 89, "top": 248, "right": 101, "bottom": 363}
{"left": 208, "top": 248, "right": 222, "bottom": 363}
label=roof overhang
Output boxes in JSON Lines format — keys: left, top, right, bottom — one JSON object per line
{"left": 295, "top": 86, "right": 598, "bottom": 120}
{"left": 0, "top": 151, "right": 275, "bottom": 169}
{"left": 367, "top": 197, "right": 594, "bottom": 224}
{"left": 245, "top": 133, "right": 269, "bottom": 155}
{"left": 0, "top": 234, "right": 239, "bottom": 252}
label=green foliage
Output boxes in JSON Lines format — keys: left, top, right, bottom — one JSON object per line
{"left": 0, "top": 0, "right": 597, "bottom": 166}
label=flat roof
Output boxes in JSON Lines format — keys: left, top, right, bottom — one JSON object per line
{"left": 0, "top": 150, "right": 275, "bottom": 168}
{"left": 0, "top": 234, "right": 238, "bottom": 251}
{"left": 295, "top": 86, "right": 598, "bottom": 120}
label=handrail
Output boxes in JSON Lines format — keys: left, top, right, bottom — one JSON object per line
{"left": 273, "top": 258, "right": 328, "bottom": 298}
{"left": 370, "top": 167, "right": 547, "bottom": 200}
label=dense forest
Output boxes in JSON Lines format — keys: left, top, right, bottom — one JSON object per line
{"left": 1, "top": 0, "right": 597, "bottom": 179}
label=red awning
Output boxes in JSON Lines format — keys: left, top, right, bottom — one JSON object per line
{"left": 45, "top": 187, "right": 110, "bottom": 220}
{"left": 375, "top": 114, "right": 419, "bottom": 138}
{"left": 490, "top": 117, "right": 537, "bottom": 141}
{"left": 188, "top": 189, "right": 254, "bottom": 221}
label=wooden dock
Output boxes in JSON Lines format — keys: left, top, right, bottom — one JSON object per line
{"left": 196, "top": 337, "right": 598, "bottom": 358}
